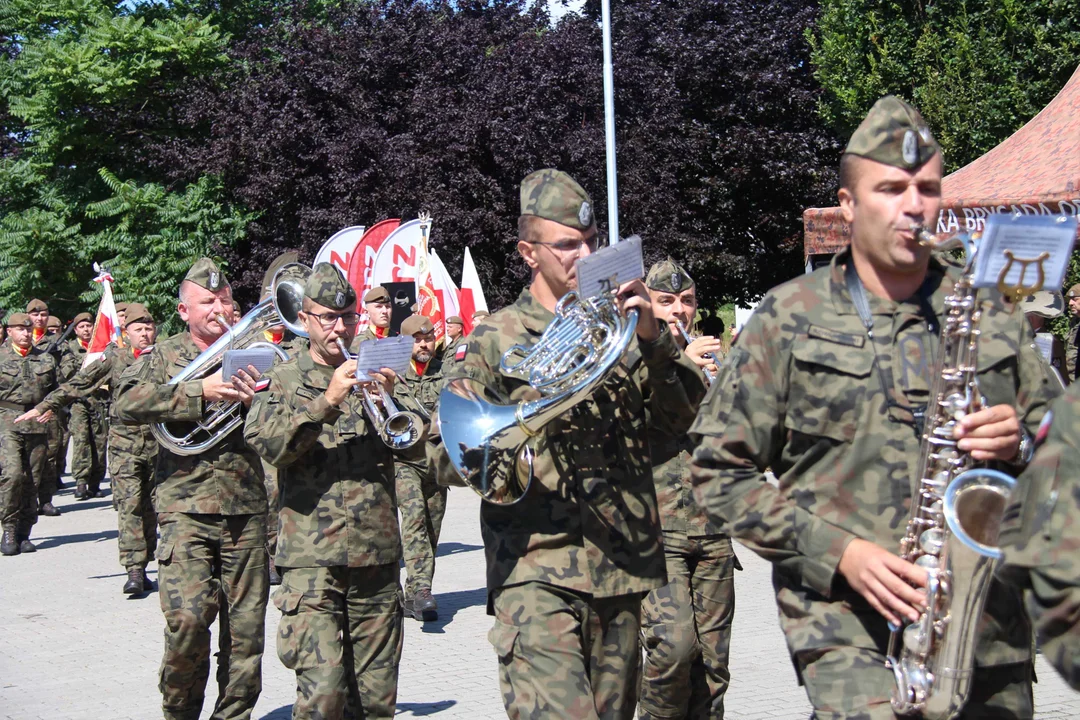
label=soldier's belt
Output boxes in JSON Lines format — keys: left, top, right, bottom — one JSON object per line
{"left": 0, "top": 400, "right": 35, "bottom": 412}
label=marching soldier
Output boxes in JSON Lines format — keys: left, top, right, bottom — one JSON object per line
{"left": 0, "top": 313, "right": 59, "bottom": 555}
{"left": 114, "top": 259, "right": 269, "bottom": 720}
{"left": 245, "top": 263, "right": 404, "bottom": 719}
{"left": 27, "top": 299, "right": 67, "bottom": 511}
{"left": 439, "top": 169, "right": 707, "bottom": 717}
{"left": 441, "top": 315, "right": 464, "bottom": 365}
{"left": 359, "top": 286, "right": 393, "bottom": 342}
{"left": 19, "top": 304, "right": 160, "bottom": 593}
{"left": 639, "top": 259, "right": 737, "bottom": 720}
{"left": 65, "top": 312, "right": 109, "bottom": 500}
{"left": 46, "top": 315, "right": 62, "bottom": 336}
{"left": 394, "top": 313, "right": 447, "bottom": 622}
{"left": 1065, "top": 284, "right": 1080, "bottom": 384}
{"left": 690, "top": 97, "right": 1057, "bottom": 718}
{"left": 26, "top": 299, "right": 49, "bottom": 345}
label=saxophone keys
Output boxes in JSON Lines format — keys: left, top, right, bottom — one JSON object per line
{"left": 919, "top": 527, "right": 945, "bottom": 555}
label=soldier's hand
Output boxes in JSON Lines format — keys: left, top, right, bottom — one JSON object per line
{"left": 202, "top": 371, "right": 242, "bottom": 404}
{"left": 369, "top": 367, "right": 396, "bottom": 396}
{"left": 325, "top": 359, "right": 359, "bottom": 406}
{"left": 39, "top": 409, "right": 54, "bottom": 423}
{"left": 954, "top": 404, "right": 1022, "bottom": 462}
{"left": 231, "top": 366, "right": 262, "bottom": 408}
{"left": 685, "top": 335, "right": 723, "bottom": 368}
{"left": 15, "top": 408, "right": 41, "bottom": 424}
{"left": 838, "top": 538, "right": 928, "bottom": 626}
{"left": 616, "top": 279, "right": 659, "bottom": 343}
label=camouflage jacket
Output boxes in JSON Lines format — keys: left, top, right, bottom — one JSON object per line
{"left": 113, "top": 332, "right": 266, "bottom": 515}
{"left": 690, "top": 249, "right": 1058, "bottom": 667}
{"left": 441, "top": 338, "right": 463, "bottom": 368}
{"left": 1066, "top": 318, "right": 1080, "bottom": 383}
{"left": 37, "top": 344, "right": 155, "bottom": 453}
{"left": 998, "top": 381, "right": 1080, "bottom": 688}
{"left": 392, "top": 356, "right": 442, "bottom": 467}
{"left": 440, "top": 287, "right": 708, "bottom": 606}
{"left": 244, "top": 350, "right": 401, "bottom": 568}
{"left": 0, "top": 341, "right": 58, "bottom": 435}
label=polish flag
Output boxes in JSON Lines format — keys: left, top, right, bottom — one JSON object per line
{"left": 415, "top": 214, "right": 444, "bottom": 344}
{"left": 429, "top": 249, "right": 461, "bottom": 336}
{"left": 83, "top": 264, "right": 124, "bottom": 367}
{"left": 459, "top": 247, "right": 489, "bottom": 335}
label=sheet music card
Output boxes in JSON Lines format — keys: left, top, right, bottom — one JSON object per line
{"left": 972, "top": 214, "right": 1078, "bottom": 292}
{"left": 575, "top": 235, "right": 645, "bottom": 299}
{"left": 353, "top": 336, "right": 414, "bottom": 382}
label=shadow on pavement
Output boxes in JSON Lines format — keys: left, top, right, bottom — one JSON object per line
{"left": 420, "top": 587, "right": 486, "bottom": 634}
{"left": 34, "top": 529, "right": 118, "bottom": 549}
{"left": 398, "top": 700, "right": 457, "bottom": 715}
{"left": 435, "top": 541, "right": 482, "bottom": 558}
{"left": 259, "top": 706, "right": 293, "bottom": 719}
{"left": 57, "top": 499, "right": 113, "bottom": 512}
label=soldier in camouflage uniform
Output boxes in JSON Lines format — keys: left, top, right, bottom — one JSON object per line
{"left": 19, "top": 303, "right": 160, "bottom": 593}
{"left": 436, "top": 169, "right": 707, "bottom": 718}
{"left": 64, "top": 312, "right": 110, "bottom": 500}
{"left": 358, "top": 286, "right": 393, "bottom": 342}
{"left": 1064, "top": 284, "right": 1080, "bottom": 384}
{"left": 393, "top": 313, "right": 447, "bottom": 622}
{"left": 26, "top": 300, "right": 65, "bottom": 515}
{"left": 441, "top": 315, "right": 464, "bottom": 366}
{"left": 244, "top": 262, "right": 404, "bottom": 719}
{"left": 997, "top": 380, "right": 1080, "bottom": 689}
{"left": 114, "top": 259, "right": 268, "bottom": 720}
{"left": 639, "top": 259, "right": 738, "bottom": 720}
{"left": 0, "top": 313, "right": 59, "bottom": 555}
{"left": 690, "top": 96, "right": 1058, "bottom": 719}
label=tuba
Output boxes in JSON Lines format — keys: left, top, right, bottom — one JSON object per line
{"left": 151, "top": 263, "right": 309, "bottom": 456}
{"left": 885, "top": 228, "right": 1039, "bottom": 719}
{"left": 438, "top": 290, "right": 638, "bottom": 504}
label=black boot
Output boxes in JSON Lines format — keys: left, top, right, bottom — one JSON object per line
{"left": 123, "top": 567, "right": 145, "bottom": 594}
{"left": 1, "top": 528, "right": 19, "bottom": 556}
{"left": 17, "top": 535, "right": 36, "bottom": 553}
{"left": 74, "top": 483, "right": 88, "bottom": 500}
{"left": 412, "top": 588, "right": 438, "bottom": 622}
{"left": 142, "top": 569, "right": 156, "bottom": 591}
{"left": 268, "top": 557, "right": 282, "bottom": 586}
{"left": 39, "top": 502, "right": 61, "bottom": 517}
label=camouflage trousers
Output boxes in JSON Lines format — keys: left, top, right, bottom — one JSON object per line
{"left": 156, "top": 511, "right": 268, "bottom": 720}
{"left": 39, "top": 414, "right": 63, "bottom": 506}
{"left": 395, "top": 462, "right": 447, "bottom": 597}
{"left": 69, "top": 395, "right": 108, "bottom": 493}
{"left": 796, "top": 646, "right": 1033, "bottom": 719}
{"left": 273, "top": 563, "right": 404, "bottom": 720}
{"left": 0, "top": 427, "right": 48, "bottom": 535}
{"left": 262, "top": 460, "right": 279, "bottom": 557}
{"left": 488, "top": 582, "right": 643, "bottom": 719}
{"left": 639, "top": 534, "right": 738, "bottom": 720}
{"left": 109, "top": 440, "right": 156, "bottom": 569}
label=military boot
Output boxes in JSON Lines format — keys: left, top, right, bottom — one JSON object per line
{"left": 142, "top": 569, "right": 156, "bottom": 592}
{"left": 39, "top": 502, "right": 61, "bottom": 517}
{"left": 1, "top": 528, "right": 19, "bottom": 556}
{"left": 18, "top": 535, "right": 36, "bottom": 553}
{"left": 123, "top": 566, "right": 145, "bottom": 594}
{"left": 412, "top": 588, "right": 438, "bottom": 622}
{"left": 268, "top": 558, "right": 282, "bottom": 586}
{"left": 74, "top": 483, "right": 89, "bottom": 500}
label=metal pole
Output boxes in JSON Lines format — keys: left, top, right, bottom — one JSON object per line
{"left": 601, "top": 0, "right": 619, "bottom": 245}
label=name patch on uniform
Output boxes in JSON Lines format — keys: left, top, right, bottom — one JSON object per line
{"left": 455, "top": 343, "right": 468, "bottom": 361}
{"left": 807, "top": 325, "right": 865, "bottom": 348}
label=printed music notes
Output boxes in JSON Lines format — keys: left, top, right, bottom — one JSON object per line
{"left": 575, "top": 235, "right": 645, "bottom": 299}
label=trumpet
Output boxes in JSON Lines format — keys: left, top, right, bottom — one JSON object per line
{"left": 333, "top": 339, "right": 424, "bottom": 450}
{"left": 673, "top": 318, "right": 717, "bottom": 384}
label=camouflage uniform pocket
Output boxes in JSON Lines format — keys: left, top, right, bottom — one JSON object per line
{"left": 789, "top": 338, "right": 874, "bottom": 443}
{"left": 487, "top": 618, "right": 520, "bottom": 664}
{"left": 274, "top": 590, "right": 343, "bottom": 671}
{"left": 155, "top": 540, "right": 174, "bottom": 564}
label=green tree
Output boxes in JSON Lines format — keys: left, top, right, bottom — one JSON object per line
{"left": 809, "top": 0, "right": 1080, "bottom": 172}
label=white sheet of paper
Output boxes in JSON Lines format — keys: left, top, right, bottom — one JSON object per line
{"left": 353, "top": 336, "right": 414, "bottom": 381}
{"left": 575, "top": 235, "right": 645, "bottom": 299}
{"left": 1033, "top": 334, "right": 1055, "bottom": 364}
{"left": 971, "top": 214, "right": 1078, "bottom": 292}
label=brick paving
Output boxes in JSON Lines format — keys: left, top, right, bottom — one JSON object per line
{"left": 1, "top": 474, "right": 1077, "bottom": 719}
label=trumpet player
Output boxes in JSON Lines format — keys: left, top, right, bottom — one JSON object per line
{"left": 440, "top": 169, "right": 707, "bottom": 719}
{"left": 114, "top": 258, "right": 269, "bottom": 720}
{"left": 639, "top": 258, "right": 738, "bottom": 719}
{"left": 690, "top": 97, "right": 1057, "bottom": 718}
{"left": 244, "top": 263, "right": 404, "bottom": 719}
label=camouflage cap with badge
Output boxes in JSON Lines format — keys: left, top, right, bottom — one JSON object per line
{"left": 845, "top": 95, "right": 940, "bottom": 169}
{"left": 646, "top": 257, "right": 694, "bottom": 294}
{"left": 520, "top": 169, "right": 595, "bottom": 230}
{"left": 183, "top": 257, "right": 229, "bottom": 292}
{"left": 304, "top": 262, "right": 356, "bottom": 310}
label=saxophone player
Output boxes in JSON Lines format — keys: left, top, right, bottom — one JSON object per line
{"left": 690, "top": 97, "right": 1059, "bottom": 718}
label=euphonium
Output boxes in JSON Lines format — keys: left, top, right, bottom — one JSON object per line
{"left": 438, "top": 289, "right": 639, "bottom": 505}
{"left": 673, "top": 318, "right": 717, "bottom": 384}
{"left": 151, "top": 263, "right": 310, "bottom": 456}
{"left": 885, "top": 229, "right": 1023, "bottom": 719}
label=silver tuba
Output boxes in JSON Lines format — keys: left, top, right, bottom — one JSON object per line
{"left": 438, "top": 290, "right": 639, "bottom": 505}
{"left": 151, "top": 263, "right": 309, "bottom": 456}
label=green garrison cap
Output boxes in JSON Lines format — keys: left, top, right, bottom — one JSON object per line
{"left": 6, "top": 312, "right": 31, "bottom": 328}
{"left": 26, "top": 299, "right": 48, "bottom": 313}
{"left": 445, "top": 315, "right": 463, "bottom": 325}
{"left": 304, "top": 262, "right": 356, "bottom": 311}
{"left": 364, "top": 286, "right": 390, "bottom": 304}
{"left": 124, "top": 303, "right": 155, "bottom": 326}
{"left": 72, "top": 312, "right": 93, "bottom": 327}
{"left": 844, "top": 96, "right": 939, "bottom": 170}
{"left": 646, "top": 257, "right": 694, "bottom": 293}
{"left": 46, "top": 316, "right": 61, "bottom": 329}
{"left": 520, "top": 169, "right": 594, "bottom": 230}
{"left": 183, "top": 258, "right": 229, "bottom": 292}
{"left": 401, "top": 314, "right": 434, "bottom": 336}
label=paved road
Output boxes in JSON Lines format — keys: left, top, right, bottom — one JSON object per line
{"left": 1, "top": 476, "right": 1077, "bottom": 719}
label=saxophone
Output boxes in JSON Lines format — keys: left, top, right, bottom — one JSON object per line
{"left": 886, "top": 228, "right": 1020, "bottom": 719}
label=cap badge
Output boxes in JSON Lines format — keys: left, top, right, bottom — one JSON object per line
{"left": 902, "top": 130, "right": 918, "bottom": 166}
{"left": 335, "top": 291, "right": 346, "bottom": 307}
{"left": 578, "top": 201, "right": 592, "bottom": 227}
{"left": 209, "top": 271, "right": 220, "bottom": 290}
{"left": 671, "top": 272, "right": 682, "bottom": 291}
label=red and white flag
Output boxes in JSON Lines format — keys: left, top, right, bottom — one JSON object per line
{"left": 459, "top": 247, "right": 489, "bottom": 335}
{"left": 429, "top": 249, "right": 461, "bottom": 335}
{"left": 415, "top": 213, "right": 444, "bottom": 344}
{"left": 83, "top": 264, "right": 124, "bottom": 368}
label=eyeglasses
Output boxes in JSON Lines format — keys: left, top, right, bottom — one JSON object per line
{"left": 306, "top": 312, "right": 361, "bottom": 329}
{"left": 528, "top": 236, "right": 600, "bottom": 255}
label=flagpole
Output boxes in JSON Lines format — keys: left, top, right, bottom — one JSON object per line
{"left": 601, "top": 0, "right": 619, "bottom": 246}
